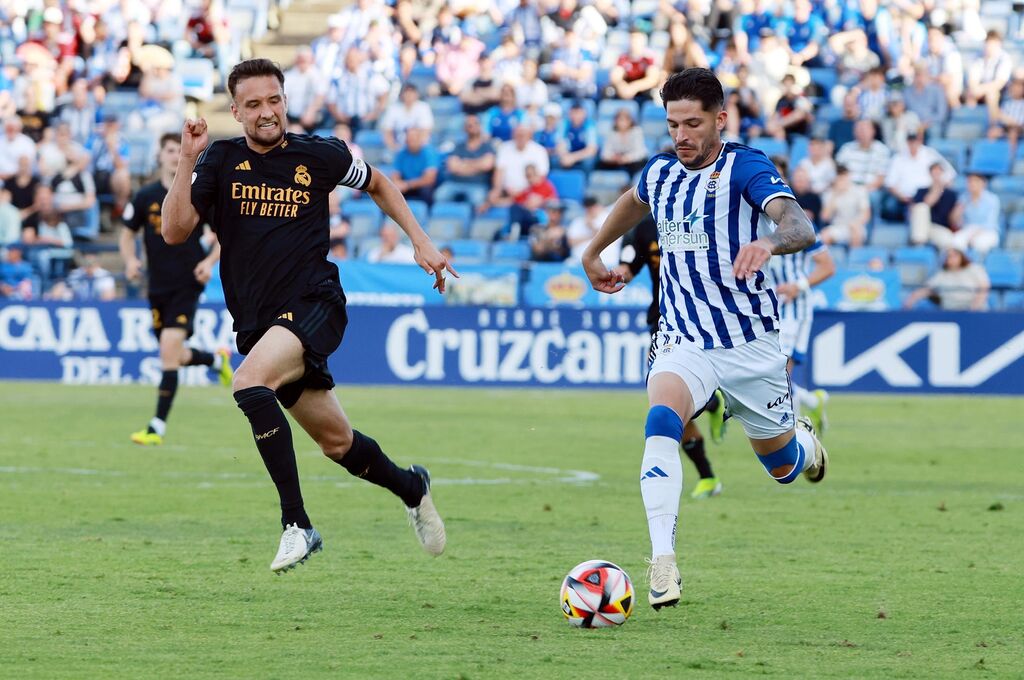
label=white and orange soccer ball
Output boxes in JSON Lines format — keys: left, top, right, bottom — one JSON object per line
{"left": 560, "top": 560, "right": 634, "bottom": 628}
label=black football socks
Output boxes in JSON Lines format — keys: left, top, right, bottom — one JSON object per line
{"left": 233, "top": 386, "right": 312, "bottom": 529}
{"left": 149, "top": 369, "right": 179, "bottom": 433}
{"left": 185, "top": 349, "right": 215, "bottom": 367}
{"left": 682, "top": 437, "right": 715, "bottom": 480}
{"left": 338, "top": 430, "right": 425, "bottom": 508}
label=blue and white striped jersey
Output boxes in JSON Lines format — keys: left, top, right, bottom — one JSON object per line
{"left": 636, "top": 142, "right": 794, "bottom": 349}
{"left": 767, "top": 240, "right": 826, "bottom": 322}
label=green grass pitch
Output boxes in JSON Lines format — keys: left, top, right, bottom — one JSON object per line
{"left": 1, "top": 382, "right": 1022, "bottom": 678}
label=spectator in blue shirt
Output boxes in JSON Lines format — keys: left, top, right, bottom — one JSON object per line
{"left": 777, "top": 0, "right": 827, "bottom": 67}
{"left": 85, "top": 115, "right": 131, "bottom": 214}
{"left": 534, "top": 102, "right": 563, "bottom": 157}
{"left": 557, "top": 101, "right": 597, "bottom": 171}
{"left": 734, "top": 0, "right": 776, "bottom": 63}
{"left": 951, "top": 173, "right": 1001, "bottom": 256}
{"left": 0, "top": 244, "right": 34, "bottom": 299}
{"left": 391, "top": 127, "right": 440, "bottom": 205}
{"left": 482, "top": 84, "right": 524, "bottom": 142}
{"left": 435, "top": 114, "right": 495, "bottom": 207}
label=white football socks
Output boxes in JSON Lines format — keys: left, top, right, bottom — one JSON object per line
{"left": 149, "top": 417, "right": 166, "bottom": 436}
{"left": 641, "top": 435, "right": 683, "bottom": 557}
{"left": 793, "top": 426, "right": 818, "bottom": 473}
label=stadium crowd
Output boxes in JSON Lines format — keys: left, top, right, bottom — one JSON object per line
{"left": 0, "top": 0, "right": 1023, "bottom": 310}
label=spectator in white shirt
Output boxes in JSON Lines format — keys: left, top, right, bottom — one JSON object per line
{"left": 515, "top": 58, "right": 548, "bottom": 111}
{"left": 284, "top": 46, "right": 326, "bottom": 132}
{"left": 380, "top": 83, "right": 435, "bottom": 154}
{"left": 0, "top": 117, "right": 36, "bottom": 181}
{"left": 966, "top": 30, "right": 1014, "bottom": 115}
{"left": 820, "top": 165, "right": 871, "bottom": 248}
{"left": 326, "top": 47, "right": 389, "bottom": 132}
{"left": 366, "top": 222, "right": 416, "bottom": 264}
{"left": 796, "top": 136, "right": 836, "bottom": 195}
{"left": 568, "top": 196, "right": 617, "bottom": 264}
{"left": 483, "top": 123, "right": 549, "bottom": 215}
{"left": 883, "top": 132, "right": 955, "bottom": 221}
{"left": 880, "top": 92, "right": 922, "bottom": 154}
{"left": 835, "top": 119, "right": 890, "bottom": 192}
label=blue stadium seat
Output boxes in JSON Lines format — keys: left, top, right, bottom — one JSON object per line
{"left": 640, "top": 100, "right": 664, "bottom": 122}
{"left": 491, "top": 240, "right": 531, "bottom": 263}
{"left": 893, "top": 246, "right": 937, "bottom": 286}
{"left": 814, "top": 103, "right": 842, "bottom": 123}
{"left": 431, "top": 201, "right": 472, "bottom": 225}
{"left": 470, "top": 217, "right": 505, "bottom": 241}
{"left": 788, "top": 135, "right": 810, "bottom": 168}
{"left": 588, "top": 169, "right": 630, "bottom": 192}
{"left": 988, "top": 290, "right": 1004, "bottom": 310}
{"left": 929, "top": 138, "right": 968, "bottom": 172}
{"left": 355, "top": 128, "right": 385, "bottom": 149}
{"left": 342, "top": 201, "right": 383, "bottom": 239}
{"left": 549, "top": 169, "right": 586, "bottom": 202}
{"left": 447, "top": 239, "right": 488, "bottom": 264}
{"left": 968, "top": 140, "right": 1012, "bottom": 176}
{"left": 123, "top": 132, "right": 158, "bottom": 177}
{"left": 943, "top": 121, "right": 986, "bottom": 141}
{"left": 985, "top": 250, "right": 1024, "bottom": 288}
{"left": 950, "top": 105, "right": 989, "bottom": 126}
{"left": 1005, "top": 217, "right": 1024, "bottom": 251}
{"left": 807, "top": 67, "right": 838, "bottom": 95}
{"left": 1002, "top": 290, "right": 1024, "bottom": 310}
{"left": 847, "top": 246, "right": 891, "bottom": 268}
{"left": 429, "top": 96, "right": 462, "bottom": 118}
{"left": 406, "top": 200, "right": 429, "bottom": 226}
{"left": 990, "top": 175, "right": 1024, "bottom": 195}
{"left": 748, "top": 137, "right": 789, "bottom": 159}
{"left": 598, "top": 99, "right": 640, "bottom": 122}
{"left": 869, "top": 222, "right": 908, "bottom": 248}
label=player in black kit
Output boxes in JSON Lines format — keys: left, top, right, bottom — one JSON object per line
{"left": 618, "top": 212, "right": 727, "bottom": 499}
{"left": 162, "top": 59, "right": 457, "bottom": 572}
{"left": 120, "top": 133, "right": 232, "bottom": 447}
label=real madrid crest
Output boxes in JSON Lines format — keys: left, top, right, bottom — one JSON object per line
{"left": 294, "top": 164, "right": 312, "bottom": 187}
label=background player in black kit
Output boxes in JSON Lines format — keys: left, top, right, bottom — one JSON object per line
{"left": 120, "top": 132, "right": 232, "bottom": 447}
{"left": 618, "top": 212, "right": 727, "bottom": 499}
{"left": 162, "top": 59, "right": 457, "bottom": 573}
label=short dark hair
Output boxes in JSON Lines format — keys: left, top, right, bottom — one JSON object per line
{"left": 159, "top": 132, "right": 180, "bottom": 149}
{"left": 659, "top": 68, "right": 724, "bottom": 112}
{"left": 227, "top": 59, "right": 285, "bottom": 99}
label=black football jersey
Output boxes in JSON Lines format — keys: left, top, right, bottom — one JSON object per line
{"left": 190, "top": 133, "right": 372, "bottom": 332}
{"left": 620, "top": 213, "right": 661, "bottom": 330}
{"left": 125, "top": 181, "right": 206, "bottom": 296}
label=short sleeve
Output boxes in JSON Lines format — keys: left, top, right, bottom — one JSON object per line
{"left": 191, "top": 141, "right": 225, "bottom": 224}
{"left": 322, "top": 136, "right": 372, "bottom": 190}
{"left": 805, "top": 238, "right": 826, "bottom": 255}
{"left": 634, "top": 154, "right": 670, "bottom": 205}
{"left": 123, "top": 193, "right": 144, "bottom": 232}
{"left": 737, "top": 148, "right": 795, "bottom": 210}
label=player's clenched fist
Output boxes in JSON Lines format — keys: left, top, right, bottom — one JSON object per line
{"left": 180, "top": 118, "right": 209, "bottom": 159}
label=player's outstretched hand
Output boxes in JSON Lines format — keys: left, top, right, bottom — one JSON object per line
{"left": 733, "top": 240, "right": 773, "bottom": 279}
{"left": 414, "top": 242, "right": 459, "bottom": 294}
{"left": 180, "top": 118, "right": 209, "bottom": 159}
{"left": 583, "top": 255, "right": 625, "bottom": 294}
{"left": 193, "top": 259, "right": 214, "bottom": 284}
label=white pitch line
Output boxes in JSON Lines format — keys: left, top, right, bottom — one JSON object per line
{"left": 0, "top": 457, "right": 601, "bottom": 487}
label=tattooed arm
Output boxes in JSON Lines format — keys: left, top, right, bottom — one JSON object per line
{"left": 732, "top": 196, "right": 816, "bottom": 279}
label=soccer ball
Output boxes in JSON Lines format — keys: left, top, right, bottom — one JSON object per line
{"left": 560, "top": 560, "right": 634, "bottom": 628}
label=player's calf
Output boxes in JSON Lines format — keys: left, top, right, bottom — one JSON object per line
{"left": 754, "top": 422, "right": 824, "bottom": 484}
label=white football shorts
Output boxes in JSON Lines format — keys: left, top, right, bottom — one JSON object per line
{"left": 778, "top": 314, "right": 813, "bottom": 364}
{"left": 648, "top": 331, "right": 795, "bottom": 440}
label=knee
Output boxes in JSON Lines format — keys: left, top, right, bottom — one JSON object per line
{"left": 231, "top": 365, "right": 263, "bottom": 392}
{"left": 319, "top": 425, "right": 353, "bottom": 461}
{"left": 645, "top": 405, "right": 683, "bottom": 441}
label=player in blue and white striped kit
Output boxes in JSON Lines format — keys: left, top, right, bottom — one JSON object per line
{"left": 767, "top": 237, "right": 835, "bottom": 435}
{"left": 582, "top": 69, "right": 829, "bottom": 611}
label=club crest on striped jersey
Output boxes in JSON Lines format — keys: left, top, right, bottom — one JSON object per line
{"left": 659, "top": 207, "right": 709, "bottom": 252}
{"left": 706, "top": 171, "right": 720, "bottom": 196}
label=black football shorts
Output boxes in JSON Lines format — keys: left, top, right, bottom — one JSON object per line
{"left": 149, "top": 289, "right": 201, "bottom": 339}
{"left": 236, "top": 280, "right": 348, "bottom": 408}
